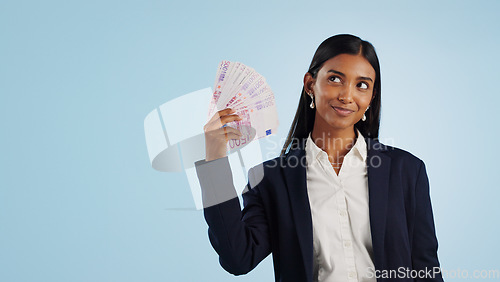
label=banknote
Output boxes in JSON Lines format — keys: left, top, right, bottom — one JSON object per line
{"left": 208, "top": 61, "right": 279, "bottom": 152}
{"left": 209, "top": 61, "right": 235, "bottom": 118}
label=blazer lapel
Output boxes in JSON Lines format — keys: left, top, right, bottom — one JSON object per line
{"left": 283, "top": 138, "right": 313, "bottom": 281}
{"left": 365, "top": 137, "right": 391, "bottom": 271}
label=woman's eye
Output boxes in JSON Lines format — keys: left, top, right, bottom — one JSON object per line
{"left": 358, "top": 82, "right": 368, "bottom": 89}
{"left": 329, "top": 76, "right": 341, "bottom": 83}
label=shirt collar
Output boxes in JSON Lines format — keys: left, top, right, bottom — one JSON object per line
{"left": 353, "top": 129, "right": 367, "bottom": 162}
{"left": 305, "top": 132, "right": 324, "bottom": 165}
{"left": 305, "top": 128, "right": 367, "bottom": 164}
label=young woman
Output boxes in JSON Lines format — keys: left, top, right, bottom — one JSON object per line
{"left": 196, "top": 34, "right": 443, "bottom": 282}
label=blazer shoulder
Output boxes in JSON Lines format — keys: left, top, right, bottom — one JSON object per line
{"left": 378, "top": 142, "right": 425, "bottom": 168}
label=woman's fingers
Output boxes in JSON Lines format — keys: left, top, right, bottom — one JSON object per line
{"left": 204, "top": 110, "right": 242, "bottom": 132}
{"left": 222, "top": 126, "right": 242, "bottom": 140}
{"left": 203, "top": 109, "right": 243, "bottom": 161}
{"left": 207, "top": 126, "right": 242, "bottom": 141}
{"left": 206, "top": 108, "right": 234, "bottom": 125}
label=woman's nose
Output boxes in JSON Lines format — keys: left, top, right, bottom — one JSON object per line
{"left": 338, "top": 85, "right": 354, "bottom": 103}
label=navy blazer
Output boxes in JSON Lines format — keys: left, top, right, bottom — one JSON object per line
{"left": 195, "top": 137, "right": 444, "bottom": 281}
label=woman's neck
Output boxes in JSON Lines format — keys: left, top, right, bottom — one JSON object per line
{"left": 311, "top": 125, "right": 357, "bottom": 161}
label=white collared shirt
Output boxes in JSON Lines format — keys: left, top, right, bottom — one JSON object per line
{"left": 305, "top": 129, "right": 376, "bottom": 282}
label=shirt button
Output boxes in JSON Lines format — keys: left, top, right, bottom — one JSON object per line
{"left": 343, "top": 240, "right": 352, "bottom": 248}
{"left": 339, "top": 210, "right": 347, "bottom": 217}
{"left": 348, "top": 271, "right": 357, "bottom": 278}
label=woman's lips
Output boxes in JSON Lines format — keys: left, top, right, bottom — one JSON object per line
{"left": 332, "top": 106, "right": 354, "bottom": 116}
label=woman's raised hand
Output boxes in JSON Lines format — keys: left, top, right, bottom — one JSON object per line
{"left": 204, "top": 108, "right": 242, "bottom": 161}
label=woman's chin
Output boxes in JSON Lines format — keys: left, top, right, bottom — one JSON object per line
{"left": 325, "top": 120, "right": 356, "bottom": 131}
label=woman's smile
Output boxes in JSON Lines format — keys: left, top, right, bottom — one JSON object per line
{"left": 331, "top": 106, "right": 354, "bottom": 116}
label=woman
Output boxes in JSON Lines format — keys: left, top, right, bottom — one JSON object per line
{"left": 196, "top": 34, "right": 443, "bottom": 281}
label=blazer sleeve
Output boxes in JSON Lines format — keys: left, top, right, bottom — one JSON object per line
{"left": 195, "top": 157, "right": 272, "bottom": 276}
{"left": 412, "top": 160, "right": 444, "bottom": 281}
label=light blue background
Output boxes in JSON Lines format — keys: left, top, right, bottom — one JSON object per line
{"left": 1, "top": 0, "right": 499, "bottom": 281}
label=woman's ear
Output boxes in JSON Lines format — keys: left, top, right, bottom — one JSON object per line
{"left": 303, "top": 72, "right": 315, "bottom": 94}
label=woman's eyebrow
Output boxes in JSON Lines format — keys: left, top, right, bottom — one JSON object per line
{"left": 327, "top": 69, "right": 345, "bottom": 76}
{"left": 327, "top": 69, "right": 373, "bottom": 82}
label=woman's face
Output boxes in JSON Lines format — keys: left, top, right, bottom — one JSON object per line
{"left": 305, "top": 53, "right": 376, "bottom": 132}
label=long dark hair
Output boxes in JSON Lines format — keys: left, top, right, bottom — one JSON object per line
{"left": 280, "top": 34, "right": 382, "bottom": 156}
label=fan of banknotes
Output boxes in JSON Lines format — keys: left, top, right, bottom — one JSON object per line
{"left": 208, "top": 61, "right": 279, "bottom": 152}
